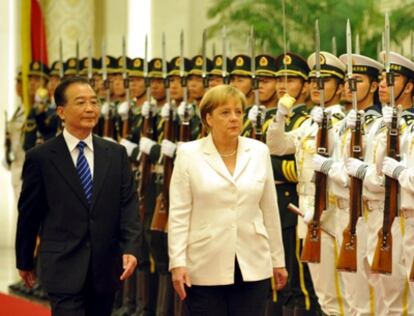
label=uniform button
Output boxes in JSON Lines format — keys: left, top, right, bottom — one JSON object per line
{"left": 284, "top": 191, "right": 290, "bottom": 197}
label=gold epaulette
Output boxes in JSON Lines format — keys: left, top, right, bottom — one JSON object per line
{"left": 291, "top": 114, "right": 308, "bottom": 130}
{"left": 282, "top": 160, "right": 298, "bottom": 182}
{"left": 331, "top": 112, "right": 345, "bottom": 125}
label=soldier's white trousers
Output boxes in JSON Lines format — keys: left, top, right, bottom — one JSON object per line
{"left": 336, "top": 207, "right": 375, "bottom": 316}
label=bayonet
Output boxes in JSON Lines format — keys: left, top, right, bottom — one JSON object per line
{"left": 87, "top": 39, "right": 94, "bottom": 88}
{"left": 411, "top": 31, "right": 414, "bottom": 62}
{"left": 202, "top": 29, "right": 208, "bottom": 88}
{"left": 222, "top": 26, "right": 228, "bottom": 83}
{"left": 315, "top": 20, "right": 325, "bottom": 109}
{"left": 59, "top": 38, "right": 64, "bottom": 79}
{"left": 122, "top": 35, "right": 130, "bottom": 104}
{"left": 384, "top": 11, "right": 395, "bottom": 108}
{"left": 180, "top": 30, "right": 188, "bottom": 105}
{"left": 76, "top": 39, "right": 80, "bottom": 75}
{"left": 332, "top": 36, "right": 337, "bottom": 56}
{"left": 355, "top": 33, "right": 360, "bottom": 54}
{"left": 282, "top": 0, "right": 288, "bottom": 87}
{"left": 162, "top": 32, "right": 170, "bottom": 105}
{"left": 144, "top": 34, "right": 151, "bottom": 102}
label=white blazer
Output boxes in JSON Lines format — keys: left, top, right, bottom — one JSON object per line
{"left": 168, "top": 134, "right": 285, "bottom": 286}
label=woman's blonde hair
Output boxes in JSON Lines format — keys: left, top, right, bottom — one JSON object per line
{"left": 199, "top": 84, "right": 246, "bottom": 129}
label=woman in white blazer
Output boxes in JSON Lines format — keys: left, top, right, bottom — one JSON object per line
{"left": 168, "top": 85, "right": 287, "bottom": 315}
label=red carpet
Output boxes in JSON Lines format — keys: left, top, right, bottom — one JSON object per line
{"left": 0, "top": 292, "right": 50, "bottom": 316}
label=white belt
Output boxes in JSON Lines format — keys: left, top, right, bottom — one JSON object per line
{"left": 401, "top": 209, "right": 414, "bottom": 218}
{"left": 336, "top": 198, "right": 349, "bottom": 210}
{"left": 365, "top": 200, "right": 383, "bottom": 212}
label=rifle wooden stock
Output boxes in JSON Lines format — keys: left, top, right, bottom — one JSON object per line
{"left": 122, "top": 118, "right": 130, "bottom": 138}
{"left": 301, "top": 112, "right": 329, "bottom": 263}
{"left": 138, "top": 113, "right": 154, "bottom": 223}
{"left": 337, "top": 113, "right": 363, "bottom": 272}
{"left": 371, "top": 110, "right": 399, "bottom": 275}
{"left": 410, "top": 259, "right": 414, "bottom": 281}
{"left": 287, "top": 203, "right": 334, "bottom": 239}
{"left": 151, "top": 110, "right": 175, "bottom": 231}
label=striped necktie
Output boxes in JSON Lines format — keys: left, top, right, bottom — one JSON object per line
{"left": 76, "top": 141, "right": 93, "bottom": 205}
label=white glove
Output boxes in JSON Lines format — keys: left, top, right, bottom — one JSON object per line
{"left": 382, "top": 105, "right": 393, "bottom": 124}
{"left": 310, "top": 106, "right": 324, "bottom": 124}
{"left": 160, "top": 103, "right": 172, "bottom": 119}
{"left": 117, "top": 101, "right": 130, "bottom": 121}
{"left": 248, "top": 105, "right": 266, "bottom": 123}
{"left": 141, "top": 101, "right": 151, "bottom": 118}
{"left": 303, "top": 209, "right": 314, "bottom": 224}
{"left": 177, "top": 102, "right": 194, "bottom": 120}
{"left": 120, "top": 138, "right": 138, "bottom": 157}
{"left": 345, "top": 157, "right": 368, "bottom": 180}
{"left": 101, "top": 102, "right": 110, "bottom": 117}
{"left": 312, "top": 154, "right": 332, "bottom": 175}
{"left": 139, "top": 136, "right": 156, "bottom": 155}
{"left": 382, "top": 156, "right": 405, "bottom": 179}
{"left": 276, "top": 93, "right": 295, "bottom": 122}
{"left": 345, "top": 109, "right": 357, "bottom": 129}
{"left": 161, "top": 139, "right": 177, "bottom": 158}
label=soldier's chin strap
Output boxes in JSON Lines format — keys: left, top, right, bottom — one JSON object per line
{"left": 261, "top": 90, "right": 277, "bottom": 105}
{"left": 394, "top": 76, "right": 411, "bottom": 104}
{"left": 323, "top": 79, "right": 341, "bottom": 106}
{"left": 293, "top": 79, "right": 306, "bottom": 101}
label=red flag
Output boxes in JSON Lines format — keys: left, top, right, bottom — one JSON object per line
{"left": 30, "top": 0, "right": 48, "bottom": 66}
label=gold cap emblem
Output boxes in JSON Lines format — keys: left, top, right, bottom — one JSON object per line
{"left": 33, "top": 62, "right": 40, "bottom": 70}
{"left": 260, "top": 56, "right": 269, "bottom": 67}
{"left": 283, "top": 55, "right": 292, "bottom": 65}
{"left": 216, "top": 56, "right": 223, "bottom": 66}
{"left": 69, "top": 59, "right": 76, "bottom": 67}
{"left": 154, "top": 59, "right": 162, "bottom": 69}
{"left": 195, "top": 56, "right": 203, "bottom": 66}
{"left": 236, "top": 56, "right": 244, "bottom": 67}
{"left": 175, "top": 58, "right": 181, "bottom": 67}
{"left": 134, "top": 59, "right": 142, "bottom": 67}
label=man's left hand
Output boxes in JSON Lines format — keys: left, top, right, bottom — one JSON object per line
{"left": 273, "top": 267, "right": 288, "bottom": 290}
{"left": 120, "top": 254, "right": 138, "bottom": 281}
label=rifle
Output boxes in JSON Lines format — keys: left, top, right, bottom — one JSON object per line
{"left": 87, "top": 39, "right": 95, "bottom": 89}
{"left": 138, "top": 34, "right": 154, "bottom": 223}
{"left": 371, "top": 12, "right": 399, "bottom": 275}
{"left": 151, "top": 33, "right": 173, "bottom": 232}
{"left": 121, "top": 36, "right": 131, "bottom": 138}
{"left": 337, "top": 20, "right": 363, "bottom": 272}
{"left": 102, "top": 41, "right": 114, "bottom": 138}
{"left": 410, "top": 260, "right": 414, "bottom": 281}
{"left": 249, "top": 26, "right": 265, "bottom": 142}
{"left": 301, "top": 20, "right": 328, "bottom": 263}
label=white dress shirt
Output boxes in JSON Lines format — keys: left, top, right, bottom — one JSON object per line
{"left": 63, "top": 129, "right": 94, "bottom": 178}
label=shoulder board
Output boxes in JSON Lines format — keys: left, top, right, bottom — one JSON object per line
{"left": 402, "top": 111, "right": 414, "bottom": 127}
{"left": 364, "top": 110, "right": 381, "bottom": 126}
{"left": 291, "top": 115, "right": 308, "bottom": 130}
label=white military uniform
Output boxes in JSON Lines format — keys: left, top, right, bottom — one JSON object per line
{"left": 267, "top": 103, "right": 348, "bottom": 316}
{"left": 365, "top": 110, "right": 414, "bottom": 316}
{"left": 7, "top": 104, "right": 25, "bottom": 201}
{"left": 329, "top": 105, "right": 381, "bottom": 316}
{"left": 398, "top": 124, "right": 414, "bottom": 298}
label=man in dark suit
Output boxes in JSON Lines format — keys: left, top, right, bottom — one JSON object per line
{"left": 15, "top": 77, "right": 142, "bottom": 316}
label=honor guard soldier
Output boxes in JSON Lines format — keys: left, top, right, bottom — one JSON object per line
{"left": 80, "top": 57, "right": 104, "bottom": 136}
{"left": 208, "top": 55, "right": 232, "bottom": 88}
{"left": 4, "top": 70, "right": 25, "bottom": 200}
{"left": 168, "top": 56, "right": 191, "bottom": 104}
{"left": 247, "top": 54, "right": 278, "bottom": 139}
{"left": 63, "top": 57, "right": 79, "bottom": 79}
{"left": 263, "top": 52, "right": 322, "bottom": 316}
{"left": 138, "top": 57, "right": 174, "bottom": 315}
{"left": 267, "top": 51, "right": 349, "bottom": 316}
{"left": 48, "top": 61, "right": 63, "bottom": 107}
{"left": 345, "top": 51, "right": 414, "bottom": 315}
{"left": 314, "top": 53, "right": 383, "bottom": 315}
{"left": 230, "top": 54, "right": 254, "bottom": 137}
{"left": 22, "top": 61, "right": 49, "bottom": 151}
{"left": 187, "top": 55, "right": 212, "bottom": 106}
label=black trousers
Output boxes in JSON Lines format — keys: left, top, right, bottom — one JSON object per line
{"left": 48, "top": 263, "right": 116, "bottom": 316}
{"left": 185, "top": 259, "right": 271, "bottom": 316}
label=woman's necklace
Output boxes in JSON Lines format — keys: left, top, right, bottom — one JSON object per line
{"left": 219, "top": 150, "right": 237, "bottom": 158}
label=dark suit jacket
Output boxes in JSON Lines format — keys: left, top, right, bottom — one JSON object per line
{"left": 16, "top": 133, "right": 142, "bottom": 294}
